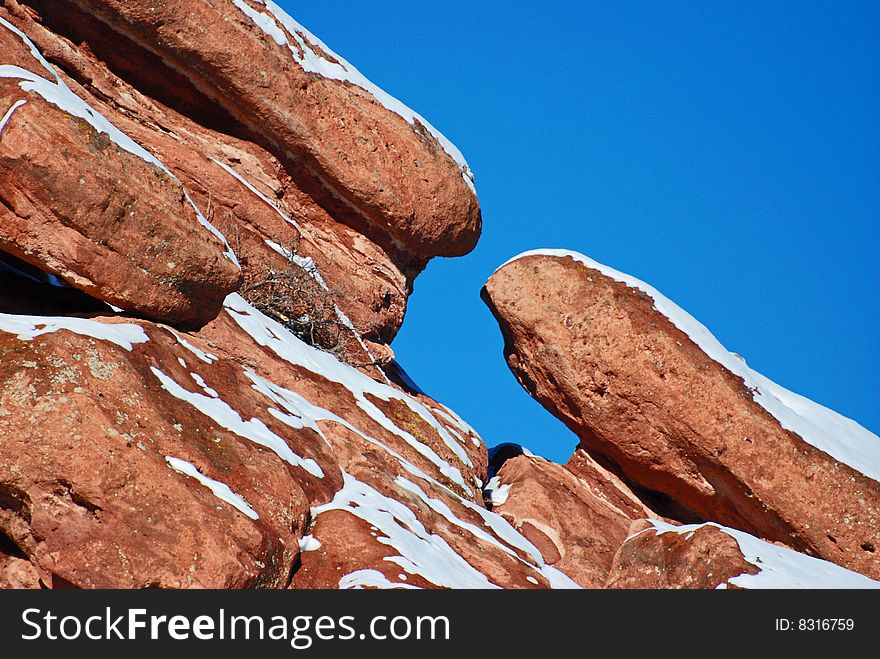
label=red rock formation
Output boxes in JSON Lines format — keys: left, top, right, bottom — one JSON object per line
{"left": 0, "top": 295, "right": 577, "bottom": 588}
{"left": 1, "top": 0, "right": 482, "bottom": 341}
{"left": 0, "top": 16, "right": 241, "bottom": 328}
{"left": 487, "top": 449, "right": 656, "bottom": 587}
{"left": 607, "top": 522, "right": 759, "bottom": 589}
{"left": 0, "top": 0, "right": 552, "bottom": 590}
{"left": 483, "top": 251, "right": 880, "bottom": 579}
{"left": 2, "top": 0, "right": 876, "bottom": 591}
{"left": 21, "top": 0, "right": 481, "bottom": 260}
{"left": 607, "top": 520, "right": 880, "bottom": 589}
{"left": 0, "top": 554, "right": 40, "bottom": 589}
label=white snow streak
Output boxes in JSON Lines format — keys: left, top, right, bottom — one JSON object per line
{"left": 165, "top": 456, "right": 258, "bottom": 520}
{"left": 0, "top": 313, "right": 148, "bottom": 350}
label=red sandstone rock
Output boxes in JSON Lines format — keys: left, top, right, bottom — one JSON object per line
{"left": 0, "top": 18, "right": 242, "bottom": 328}
{"left": 607, "top": 522, "right": 761, "bottom": 589}
{"left": 0, "top": 554, "right": 40, "bottom": 588}
{"left": 488, "top": 450, "right": 656, "bottom": 587}
{"left": 1, "top": 0, "right": 441, "bottom": 342}
{"left": 26, "top": 0, "right": 480, "bottom": 261}
{"left": 483, "top": 251, "right": 880, "bottom": 579}
{"left": 0, "top": 2, "right": 548, "bottom": 590}
{"left": 607, "top": 520, "right": 880, "bottom": 589}
{"left": 0, "top": 293, "right": 571, "bottom": 588}
{"left": 4, "top": 0, "right": 874, "bottom": 593}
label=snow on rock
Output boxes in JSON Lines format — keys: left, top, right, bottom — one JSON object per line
{"left": 231, "top": 0, "right": 475, "bottom": 193}
{"left": 0, "top": 312, "right": 148, "bottom": 350}
{"left": 311, "top": 472, "right": 579, "bottom": 589}
{"left": 613, "top": 520, "right": 880, "bottom": 589}
{"left": 501, "top": 249, "right": 880, "bottom": 482}
{"left": 224, "top": 293, "right": 473, "bottom": 492}
{"left": 488, "top": 450, "right": 657, "bottom": 588}
{"left": 165, "top": 456, "right": 259, "bottom": 520}
{"left": 0, "top": 98, "right": 26, "bottom": 135}
{"left": 0, "top": 17, "right": 238, "bottom": 268}
{"left": 151, "top": 365, "right": 324, "bottom": 478}
{"left": 313, "top": 473, "right": 498, "bottom": 589}
{"left": 0, "top": 316, "right": 308, "bottom": 587}
{"left": 62, "top": 0, "right": 480, "bottom": 262}
{"left": 339, "top": 569, "right": 419, "bottom": 590}
{"left": 298, "top": 535, "right": 322, "bottom": 552}
{"left": 484, "top": 476, "right": 511, "bottom": 506}
{"left": 484, "top": 249, "right": 880, "bottom": 580}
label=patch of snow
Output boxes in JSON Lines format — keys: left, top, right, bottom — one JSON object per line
{"left": 190, "top": 372, "right": 219, "bottom": 398}
{"left": 171, "top": 332, "right": 218, "bottom": 364}
{"left": 649, "top": 520, "right": 880, "bottom": 589}
{"left": 540, "top": 565, "right": 581, "bottom": 589}
{"left": 0, "top": 18, "right": 239, "bottom": 267}
{"left": 484, "top": 476, "right": 511, "bottom": 506}
{"left": 244, "top": 369, "right": 458, "bottom": 497}
{"left": 500, "top": 249, "right": 880, "bottom": 483}
{"left": 432, "top": 405, "right": 483, "bottom": 447}
{"left": 150, "top": 366, "right": 323, "bottom": 477}
{"left": 165, "top": 455, "right": 258, "bottom": 520}
{"left": 457, "top": 497, "right": 545, "bottom": 568}
{"left": 397, "top": 477, "right": 531, "bottom": 562}
{"left": 231, "top": 1, "right": 476, "bottom": 193}
{"left": 338, "top": 569, "right": 419, "bottom": 590}
{"left": 0, "top": 98, "right": 26, "bottom": 136}
{"left": 526, "top": 576, "right": 539, "bottom": 585}
{"left": 0, "top": 313, "right": 148, "bottom": 350}
{"left": 394, "top": 476, "right": 580, "bottom": 588}
{"left": 298, "top": 535, "right": 321, "bottom": 552}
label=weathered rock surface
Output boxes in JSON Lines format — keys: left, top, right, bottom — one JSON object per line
{"left": 0, "top": 294, "right": 577, "bottom": 588}
{"left": 607, "top": 520, "right": 880, "bottom": 589}
{"left": 0, "top": 554, "right": 40, "bottom": 588}
{"left": 0, "top": 0, "right": 566, "bottom": 591}
{"left": 0, "top": 0, "right": 435, "bottom": 341}
{"left": 21, "top": 0, "right": 481, "bottom": 261}
{"left": 607, "top": 521, "right": 759, "bottom": 589}
{"left": 0, "top": 16, "right": 242, "bottom": 328}
{"left": 2, "top": 0, "right": 876, "bottom": 591}
{"left": 483, "top": 251, "right": 880, "bottom": 579}
{"left": 488, "top": 448, "right": 656, "bottom": 587}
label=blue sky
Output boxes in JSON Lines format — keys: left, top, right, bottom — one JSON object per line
{"left": 282, "top": 1, "right": 880, "bottom": 462}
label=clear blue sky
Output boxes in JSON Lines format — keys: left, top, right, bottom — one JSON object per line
{"left": 282, "top": 1, "right": 879, "bottom": 462}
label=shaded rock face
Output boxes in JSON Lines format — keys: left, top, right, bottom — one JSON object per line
{"left": 483, "top": 252, "right": 880, "bottom": 580}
